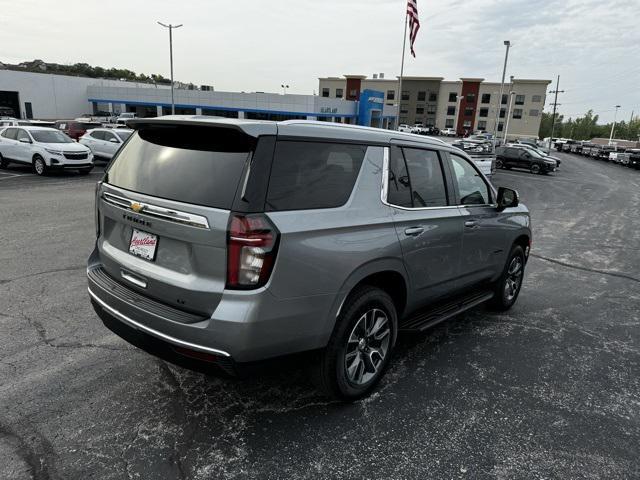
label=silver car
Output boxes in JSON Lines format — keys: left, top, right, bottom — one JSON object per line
{"left": 79, "top": 128, "right": 133, "bottom": 160}
{"left": 88, "top": 117, "right": 531, "bottom": 400}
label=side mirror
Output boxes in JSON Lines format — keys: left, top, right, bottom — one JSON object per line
{"left": 497, "top": 187, "right": 519, "bottom": 211}
{"left": 19, "top": 138, "right": 31, "bottom": 143}
{"left": 109, "top": 138, "right": 119, "bottom": 143}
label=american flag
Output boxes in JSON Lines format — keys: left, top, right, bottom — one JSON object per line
{"left": 407, "top": 0, "right": 420, "bottom": 57}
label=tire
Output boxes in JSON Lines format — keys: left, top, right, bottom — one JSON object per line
{"left": 530, "top": 163, "right": 541, "bottom": 175}
{"left": 314, "top": 286, "right": 397, "bottom": 400}
{"left": 0, "top": 153, "right": 8, "bottom": 169}
{"left": 495, "top": 159, "right": 504, "bottom": 169}
{"left": 33, "top": 155, "right": 47, "bottom": 176}
{"left": 488, "top": 245, "right": 526, "bottom": 311}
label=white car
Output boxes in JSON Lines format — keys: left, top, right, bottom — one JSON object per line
{"left": 115, "top": 112, "right": 137, "bottom": 125}
{"left": 397, "top": 124, "right": 413, "bottom": 133}
{"left": 441, "top": 128, "right": 457, "bottom": 136}
{"left": 79, "top": 128, "right": 133, "bottom": 159}
{"left": 0, "top": 126, "right": 93, "bottom": 175}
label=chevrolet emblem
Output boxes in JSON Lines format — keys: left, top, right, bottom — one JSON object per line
{"left": 131, "top": 202, "right": 144, "bottom": 213}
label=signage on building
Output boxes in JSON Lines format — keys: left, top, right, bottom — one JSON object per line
{"left": 368, "top": 97, "right": 383, "bottom": 104}
{"left": 320, "top": 107, "right": 338, "bottom": 113}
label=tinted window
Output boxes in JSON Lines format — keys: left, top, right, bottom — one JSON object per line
{"left": 107, "top": 126, "right": 253, "bottom": 209}
{"left": 90, "top": 130, "right": 105, "bottom": 140}
{"left": 30, "top": 130, "right": 73, "bottom": 143}
{"left": 402, "top": 148, "right": 448, "bottom": 207}
{"left": 102, "top": 131, "right": 117, "bottom": 142}
{"left": 2, "top": 128, "right": 17, "bottom": 140}
{"left": 115, "top": 130, "right": 133, "bottom": 142}
{"left": 387, "top": 146, "right": 412, "bottom": 208}
{"left": 449, "top": 154, "right": 490, "bottom": 205}
{"left": 266, "top": 141, "right": 366, "bottom": 211}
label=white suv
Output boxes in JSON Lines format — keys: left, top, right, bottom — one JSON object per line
{"left": 0, "top": 126, "right": 94, "bottom": 175}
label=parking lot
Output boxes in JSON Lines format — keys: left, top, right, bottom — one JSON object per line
{"left": 1, "top": 151, "right": 639, "bottom": 479}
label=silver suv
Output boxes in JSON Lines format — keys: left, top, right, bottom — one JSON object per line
{"left": 87, "top": 117, "right": 531, "bottom": 400}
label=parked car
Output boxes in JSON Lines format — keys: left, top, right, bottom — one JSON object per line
{"left": 627, "top": 149, "right": 640, "bottom": 169}
{"left": 116, "top": 112, "right": 137, "bottom": 125}
{"left": 597, "top": 145, "right": 616, "bottom": 160}
{"left": 441, "top": 127, "right": 456, "bottom": 136}
{"left": 87, "top": 118, "right": 530, "bottom": 400}
{"left": 609, "top": 148, "right": 627, "bottom": 164}
{"left": 79, "top": 128, "right": 133, "bottom": 159}
{"left": 0, "top": 118, "right": 54, "bottom": 128}
{"left": 397, "top": 124, "right": 413, "bottom": 133}
{"left": 411, "top": 123, "right": 427, "bottom": 135}
{"left": 509, "top": 143, "right": 561, "bottom": 169}
{"left": 581, "top": 143, "right": 595, "bottom": 156}
{"left": 55, "top": 120, "right": 103, "bottom": 141}
{"left": 561, "top": 140, "right": 576, "bottom": 153}
{"left": 496, "top": 146, "right": 557, "bottom": 174}
{"left": 425, "top": 126, "right": 440, "bottom": 136}
{"left": 451, "top": 138, "right": 496, "bottom": 177}
{"left": 0, "top": 126, "right": 93, "bottom": 175}
{"left": 570, "top": 142, "right": 583, "bottom": 154}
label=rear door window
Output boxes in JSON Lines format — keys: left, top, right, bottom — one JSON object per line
{"left": 106, "top": 125, "right": 254, "bottom": 209}
{"left": 90, "top": 131, "right": 105, "bottom": 140}
{"left": 401, "top": 148, "right": 448, "bottom": 208}
{"left": 266, "top": 141, "right": 366, "bottom": 211}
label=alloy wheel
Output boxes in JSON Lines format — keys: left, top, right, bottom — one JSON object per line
{"left": 34, "top": 158, "right": 45, "bottom": 175}
{"left": 344, "top": 308, "right": 391, "bottom": 385}
{"left": 504, "top": 256, "right": 524, "bottom": 302}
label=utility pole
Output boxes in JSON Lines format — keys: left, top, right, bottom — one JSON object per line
{"left": 609, "top": 105, "right": 621, "bottom": 145}
{"left": 492, "top": 40, "right": 511, "bottom": 150}
{"left": 157, "top": 21, "right": 183, "bottom": 115}
{"left": 548, "top": 75, "right": 564, "bottom": 151}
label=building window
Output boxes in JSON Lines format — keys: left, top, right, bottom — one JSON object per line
{"left": 463, "top": 120, "right": 472, "bottom": 128}
{"left": 426, "top": 104, "right": 437, "bottom": 114}
{"left": 400, "top": 105, "right": 409, "bottom": 114}
{"left": 416, "top": 106, "right": 424, "bottom": 115}
{"left": 445, "top": 118, "right": 454, "bottom": 128}
{"left": 512, "top": 109, "right": 523, "bottom": 119}
{"left": 501, "top": 94, "right": 508, "bottom": 105}
{"left": 529, "top": 109, "right": 539, "bottom": 117}
{"left": 447, "top": 106, "right": 456, "bottom": 116}
{"left": 498, "top": 122, "right": 504, "bottom": 131}
{"left": 477, "top": 120, "right": 487, "bottom": 130}
{"left": 429, "top": 93, "right": 437, "bottom": 102}
{"left": 387, "top": 90, "right": 395, "bottom": 100}
{"left": 336, "top": 88, "right": 343, "bottom": 98}
{"left": 448, "top": 92, "right": 457, "bottom": 102}
{"left": 417, "top": 91, "right": 426, "bottom": 101}
{"left": 532, "top": 95, "right": 542, "bottom": 103}
{"left": 399, "top": 117, "right": 408, "bottom": 124}
{"left": 499, "top": 108, "right": 506, "bottom": 118}
{"left": 464, "top": 107, "right": 473, "bottom": 116}
{"left": 466, "top": 93, "right": 475, "bottom": 103}
{"left": 515, "top": 94, "right": 525, "bottom": 105}
{"left": 425, "top": 118, "right": 435, "bottom": 127}
{"left": 481, "top": 93, "right": 491, "bottom": 104}
{"left": 322, "top": 88, "right": 330, "bottom": 98}
{"left": 401, "top": 91, "right": 410, "bottom": 101}
{"left": 479, "top": 107, "right": 488, "bottom": 117}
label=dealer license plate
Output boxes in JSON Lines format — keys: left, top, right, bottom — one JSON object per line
{"left": 129, "top": 229, "right": 158, "bottom": 261}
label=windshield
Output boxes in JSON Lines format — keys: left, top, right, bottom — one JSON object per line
{"left": 115, "top": 130, "right": 133, "bottom": 141}
{"left": 30, "top": 130, "right": 74, "bottom": 143}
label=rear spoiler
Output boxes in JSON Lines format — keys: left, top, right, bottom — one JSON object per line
{"left": 126, "top": 116, "right": 277, "bottom": 138}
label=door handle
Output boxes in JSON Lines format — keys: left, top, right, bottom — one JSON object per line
{"left": 464, "top": 220, "right": 478, "bottom": 228}
{"left": 404, "top": 226, "right": 424, "bottom": 236}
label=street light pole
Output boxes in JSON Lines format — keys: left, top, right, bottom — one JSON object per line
{"left": 503, "top": 91, "right": 516, "bottom": 142}
{"left": 453, "top": 95, "right": 463, "bottom": 136}
{"left": 609, "top": 105, "right": 621, "bottom": 145}
{"left": 492, "top": 40, "right": 511, "bottom": 150}
{"left": 548, "top": 75, "right": 564, "bottom": 151}
{"left": 157, "top": 21, "right": 183, "bottom": 115}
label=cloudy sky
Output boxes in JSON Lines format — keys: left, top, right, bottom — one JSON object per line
{"left": 0, "top": 0, "right": 638, "bottom": 123}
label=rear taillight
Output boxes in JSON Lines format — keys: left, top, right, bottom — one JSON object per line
{"left": 226, "top": 213, "right": 279, "bottom": 289}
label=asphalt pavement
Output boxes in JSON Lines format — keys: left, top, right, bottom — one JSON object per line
{"left": 1, "top": 152, "right": 639, "bottom": 479}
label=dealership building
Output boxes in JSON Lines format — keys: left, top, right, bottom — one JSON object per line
{"left": 0, "top": 69, "right": 395, "bottom": 128}
{"left": 0, "top": 69, "right": 549, "bottom": 139}
{"left": 319, "top": 74, "right": 552, "bottom": 139}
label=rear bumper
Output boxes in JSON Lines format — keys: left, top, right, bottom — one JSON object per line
{"left": 87, "top": 251, "right": 335, "bottom": 363}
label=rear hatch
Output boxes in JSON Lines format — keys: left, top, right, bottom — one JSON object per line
{"left": 96, "top": 122, "right": 259, "bottom": 316}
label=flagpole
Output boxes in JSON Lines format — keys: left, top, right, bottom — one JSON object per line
{"left": 395, "top": 11, "right": 408, "bottom": 130}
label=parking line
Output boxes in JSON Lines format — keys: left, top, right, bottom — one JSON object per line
{"left": 0, "top": 173, "right": 23, "bottom": 180}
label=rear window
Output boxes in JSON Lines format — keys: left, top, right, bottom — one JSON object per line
{"left": 106, "top": 125, "right": 253, "bottom": 209}
{"left": 266, "top": 141, "right": 366, "bottom": 211}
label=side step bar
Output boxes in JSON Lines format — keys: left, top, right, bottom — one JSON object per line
{"left": 400, "top": 290, "right": 494, "bottom": 332}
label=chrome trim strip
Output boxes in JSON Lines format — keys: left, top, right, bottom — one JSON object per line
{"left": 88, "top": 287, "right": 231, "bottom": 357}
{"left": 102, "top": 192, "right": 210, "bottom": 229}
